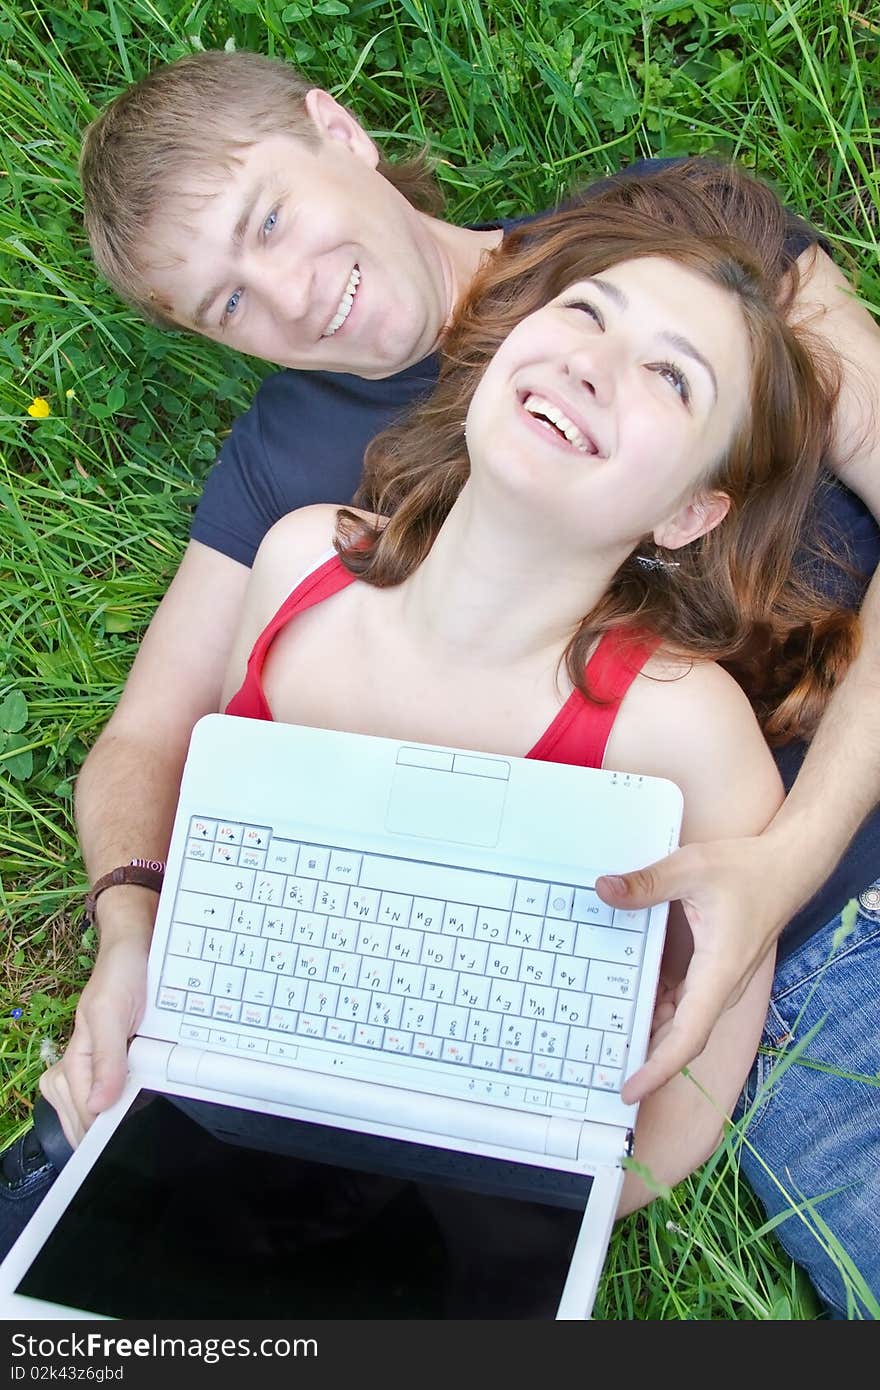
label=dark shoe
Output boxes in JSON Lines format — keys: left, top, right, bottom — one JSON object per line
{"left": 0, "top": 1125, "right": 57, "bottom": 1197}
{"left": 1, "top": 1094, "right": 72, "bottom": 1193}
{"left": 0, "top": 1097, "right": 72, "bottom": 1260}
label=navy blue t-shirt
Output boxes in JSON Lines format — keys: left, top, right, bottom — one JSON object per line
{"left": 191, "top": 197, "right": 879, "bottom": 959}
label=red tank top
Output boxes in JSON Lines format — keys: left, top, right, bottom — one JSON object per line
{"left": 226, "top": 554, "right": 658, "bottom": 769}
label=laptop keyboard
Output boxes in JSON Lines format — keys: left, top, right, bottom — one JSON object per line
{"left": 156, "top": 817, "right": 650, "bottom": 1124}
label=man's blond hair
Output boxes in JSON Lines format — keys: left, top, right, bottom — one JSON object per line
{"left": 80, "top": 49, "right": 443, "bottom": 325}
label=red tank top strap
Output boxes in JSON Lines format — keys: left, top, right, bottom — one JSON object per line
{"left": 226, "top": 553, "right": 355, "bottom": 721}
{"left": 528, "top": 629, "right": 660, "bottom": 768}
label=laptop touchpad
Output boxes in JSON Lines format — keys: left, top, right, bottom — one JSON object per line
{"left": 385, "top": 757, "right": 508, "bottom": 847}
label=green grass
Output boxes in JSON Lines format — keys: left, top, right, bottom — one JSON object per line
{"left": 1, "top": 0, "right": 878, "bottom": 1320}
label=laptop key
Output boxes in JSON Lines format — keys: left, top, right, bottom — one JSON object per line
{"left": 501, "top": 1051, "right": 531, "bottom": 1076}
{"left": 354, "top": 1023, "right": 383, "bottom": 1048}
{"left": 589, "top": 996, "right": 633, "bottom": 1034}
{"left": 532, "top": 1056, "right": 562, "bottom": 1082}
{"left": 240, "top": 1004, "right": 269, "bottom": 1027}
{"left": 157, "top": 987, "right": 185, "bottom": 1011}
{"left": 549, "top": 1091, "right": 586, "bottom": 1113}
{"left": 571, "top": 887, "right": 614, "bottom": 926}
{"left": 601, "top": 1034, "right": 628, "bottom": 1068}
{"left": 162, "top": 955, "right": 214, "bottom": 995}
{"left": 180, "top": 1023, "right": 210, "bottom": 1042}
{"left": 586, "top": 960, "right": 638, "bottom": 999}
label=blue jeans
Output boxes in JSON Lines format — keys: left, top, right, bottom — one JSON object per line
{"left": 0, "top": 1150, "right": 57, "bottom": 1260}
{"left": 733, "top": 881, "right": 880, "bottom": 1319}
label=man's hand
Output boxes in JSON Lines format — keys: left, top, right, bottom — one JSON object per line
{"left": 597, "top": 833, "right": 793, "bottom": 1105}
{"left": 39, "top": 933, "right": 149, "bottom": 1147}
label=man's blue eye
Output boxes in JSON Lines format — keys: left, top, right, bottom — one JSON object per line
{"left": 262, "top": 209, "right": 278, "bottom": 236}
{"left": 223, "top": 290, "right": 242, "bottom": 320}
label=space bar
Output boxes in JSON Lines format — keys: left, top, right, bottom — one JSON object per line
{"left": 358, "top": 853, "right": 516, "bottom": 908}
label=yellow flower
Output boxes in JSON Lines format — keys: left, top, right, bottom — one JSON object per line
{"left": 27, "top": 397, "right": 50, "bottom": 419}
{"left": 65, "top": 388, "right": 76, "bottom": 400}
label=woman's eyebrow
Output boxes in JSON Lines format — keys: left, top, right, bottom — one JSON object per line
{"left": 587, "top": 278, "right": 718, "bottom": 401}
{"left": 588, "top": 276, "right": 628, "bottom": 309}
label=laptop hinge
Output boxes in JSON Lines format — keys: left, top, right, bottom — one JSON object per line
{"left": 577, "top": 1120, "right": 631, "bottom": 1167}
{"left": 134, "top": 1039, "right": 627, "bottom": 1164}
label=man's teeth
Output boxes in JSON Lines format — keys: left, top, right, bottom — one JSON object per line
{"left": 523, "top": 393, "right": 594, "bottom": 453}
{"left": 322, "top": 265, "right": 361, "bottom": 338}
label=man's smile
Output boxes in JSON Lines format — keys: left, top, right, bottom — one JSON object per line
{"left": 322, "top": 264, "right": 361, "bottom": 338}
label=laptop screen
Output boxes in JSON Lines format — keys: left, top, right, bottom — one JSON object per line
{"left": 16, "top": 1091, "right": 589, "bottom": 1319}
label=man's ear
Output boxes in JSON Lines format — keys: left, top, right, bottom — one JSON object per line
{"left": 653, "top": 489, "right": 730, "bottom": 550}
{"left": 304, "top": 88, "right": 379, "bottom": 169}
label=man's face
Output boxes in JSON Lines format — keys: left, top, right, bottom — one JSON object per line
{"left": 143, "top": 105, "right": 456, "bottom": 377}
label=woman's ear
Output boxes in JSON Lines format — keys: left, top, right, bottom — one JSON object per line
{"left": 304, "top": 89, "right": 380, "bottom": 169}
{"left": 653, "top": 489, "right": 731, "bottom": 551}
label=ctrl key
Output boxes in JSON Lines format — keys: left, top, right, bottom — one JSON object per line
{"left": 157, "top": 987, "right": 186, "bottom": 1012}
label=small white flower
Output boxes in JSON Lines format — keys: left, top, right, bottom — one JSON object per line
{"left": 40, "top": 1038, "right": 59, "bottom": 1066}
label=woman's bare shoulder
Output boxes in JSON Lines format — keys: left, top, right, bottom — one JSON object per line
{"left": 252, "top": 503, "right": 381, "bottom": 588}
{"left": 605, "top": 654, "right": 783, "bottom": 841}
{"left": 220, "top": 504, "right": 383, "bottom": 709}
{"left": 617, "top": 653, "right": 764, "bottom": 760}
{"left": 256, "top": 503, "right": 377, "bottom": 563}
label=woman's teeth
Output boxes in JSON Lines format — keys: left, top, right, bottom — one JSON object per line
{"left": 523, "top": 393, "right": 594, "bottom": 453}
{"left": 322, "top": 265, "right": 361, "bottom": 338}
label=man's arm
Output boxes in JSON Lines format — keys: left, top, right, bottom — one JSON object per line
{"left": 606, "top": 243, "right": 880, "bottom": 1105}
{"left": 610, "top": 567, "right": 880, "bottom": 1104}
{"left": 790, "top": 245, "right": 879, "bottom": 506}
{"left": 39, "top": 541, "right": 250, "bottom": 1144}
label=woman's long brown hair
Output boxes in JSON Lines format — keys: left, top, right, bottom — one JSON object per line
{"left": 337, "top": 160, "right": 858, "bottom": 743}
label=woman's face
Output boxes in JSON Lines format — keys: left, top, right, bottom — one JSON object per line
{"left": 465, "top": 255, "right": 753, "bottom": 553}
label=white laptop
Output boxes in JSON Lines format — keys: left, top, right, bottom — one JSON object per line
{"left": 0, "top": 713, "right": 682, "bottom": 1321}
